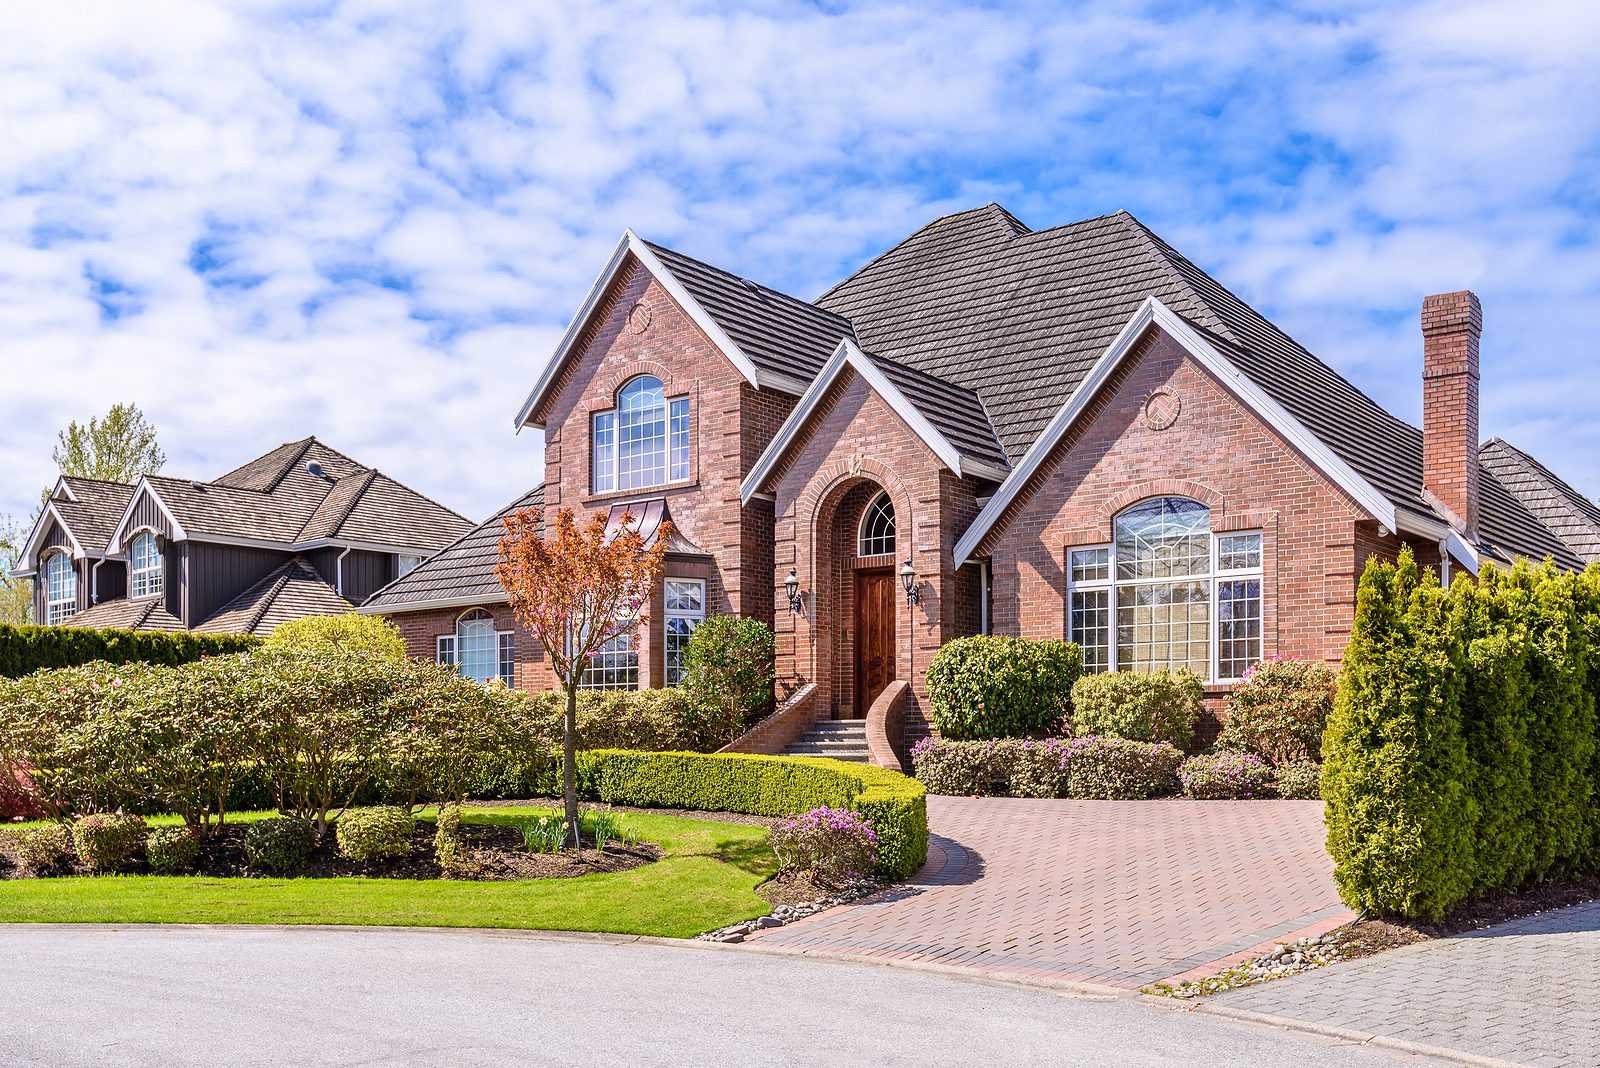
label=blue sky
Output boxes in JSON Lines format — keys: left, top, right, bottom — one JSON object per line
{"left": 2, "top": 0, "right": 1598, "bottom": 525}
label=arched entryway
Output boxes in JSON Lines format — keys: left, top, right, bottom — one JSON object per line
{"left": 809, "top": 477, "right": 906, "bottom": 720}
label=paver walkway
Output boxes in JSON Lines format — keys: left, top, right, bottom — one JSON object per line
{"left": 1208, "top": 899, "right": 1600, "bottom": 1067}
{"left": 751, "top": 795, "right": 1351, "bottom": 989}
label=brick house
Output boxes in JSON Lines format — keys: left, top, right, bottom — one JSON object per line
{"left": 12, "top": 437, "right": 473, "bottom": 636}
{"left": 365, "top": 204, "right": 1595, "bottom": 761}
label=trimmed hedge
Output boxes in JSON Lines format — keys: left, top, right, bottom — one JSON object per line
{"left": 910, "top": 735, "right": 1184, "bottom": 800}
{"left": 0, "top": 623, "right": 257, "bottom": 678}
{"left": 573, "top": 750, "right": 928, "bottom": 881}
{"left": 925, "top": 635, "right": 1082, "bottom": 740}
{"left": 1070, "top": 669, "right": 1203, "bottom": 749}
{"left": 1324, "top": 552, "right": 1600, "bottom": 920}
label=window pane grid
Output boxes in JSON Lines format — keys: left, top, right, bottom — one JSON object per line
{"left": 580, "top": 629, "right": 638, "bottom": 690}
{"left": 858, "top": 492, "right": 896, "bottom": 557}
{"left": 669, "top": 398, "right": 690, "bottom": 482}
{"left": 1070, "top": 589, "right": 1110, "bottom": 672}
{"left": 1116, "top": 580, "right": 1210, "bottom": 675}
{"left": 130, "top": 533, "right": 162, "bottom": 599}
{"left": 664, "top": 578, "right": 706, "bottom": 687}
{"left": 45, "top": 554, "right": 75, "bottom": 625}
{"left": 498, "top": 632, "right": 516, "bottom": 686}
{"left": 618, "top": 377, "right": 667, "bottom": 491}
{"left": 1218, "top": 579, "right": 1263, "bottom": 679}
{"left": 592, "top": 411, "right": 616, "bottom": 494}
{"left": 1115, "top": 497, "right": 1210, "bottom": 580}
{"left": 1218, "top": 533, "right": 1262, "bottom": 572}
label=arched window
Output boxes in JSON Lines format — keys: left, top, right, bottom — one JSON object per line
{"left": 858, "top": 491, "right": 896, "bottom": 557}
{"left": 1066, "top": 497, "right": 1263, "bottom": 680}
{"left": 129, "top": 532, "right": 163, "bottom": 599}
{"left": 44, "top": 552, "right": 76, "bottom": 626}
{"left": 592, "top": 375, "right": 691, "bottom": 493}
{"left": 436, "top": 608, "right": 514, "bottom": 686}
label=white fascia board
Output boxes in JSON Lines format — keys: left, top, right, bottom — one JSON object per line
{"left": 953, "top": 297, "right": 1404, "bottom": 567}
{"left": 106, "top": 479, "right": 189, "bottom": 551}
{"left": 21, "top": 501, "right": 86, "bottom": 563}
{"left": 513, "top": 229, "right": 766, "bottom": 431}
{"left": 53, "top": 477, "right": 76, "bottom": 502}
{"left": 357, "top": 592, "right": 509, "bottom": 615}
{"left": 739, "top": 340, "right": 970, "bottom": 505}
{"left": 1393, "top": 508, "right": 1481, "bottom": 575}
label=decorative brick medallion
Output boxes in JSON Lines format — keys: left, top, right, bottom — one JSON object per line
{"left": 626, "top": 300, "right": 653, "bottom": 334}
{"left": 1144, "top": 388, "right": 1181, "bottom": 430}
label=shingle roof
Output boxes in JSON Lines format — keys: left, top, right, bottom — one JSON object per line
{"left": 53, "top": 479, "right": 134, "bottom": 554}
{"left": 66, "top": 597, "right": 186, "bottom": 633}
{"left": 864, "top": 350, "right": 1009, "bottom": 470}
{"left": 192, "top": 557, "right": 353, "bottom": 636}
{"left": 124, "top": 437, "right": 473, "bottom": 553}
{"left": 644, "top": 240, "right": 855, "bottom": 386}
{"left": 1480, "top": 438, "right": 1600, "bottom": 564}
{"left": 363, "top": 486, "right": 545, "bottom": 610}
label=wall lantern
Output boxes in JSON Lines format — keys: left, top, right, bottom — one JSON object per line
{"left": 784, "top": 568, "right": 803, "bottom": 615}
{"left": 900, "top": 559, "right": 920, "bottom": 607}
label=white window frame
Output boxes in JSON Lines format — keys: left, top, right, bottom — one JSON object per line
{"left": 1066, "top": 521, "right": 1263, "bottom": 684}
{"left": 591, "top": 376, "right": 691, "bottom": 495}
{"left": 663, "top": 578, "right": 706, "bottom": 687}
{"left": 857, "top": 490, "right": 896, "bottom": 558}
{"left": 44, "top": 552, "right": 76, "bottom": 626}
{"left": 437, "top": 610, "right": 514, "bottom": 686}
{"left": 129, "top": 531, "right": 163, "bottom": 599}
{"left": 397, "top": 554, "right": 424, "bottom": 578}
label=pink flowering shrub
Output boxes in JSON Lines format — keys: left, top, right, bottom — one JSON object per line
{"left": 1179, "top": 750, "right": 1275, "bottom": 799}
{"left": 771, "top": 806, "right": 879, "bottom": 888}
{"left": 1218, "top": 658, "right": 1337, "bottom": 765}
{"left": 0, "top": 761, "right": 44, "bottom": 822}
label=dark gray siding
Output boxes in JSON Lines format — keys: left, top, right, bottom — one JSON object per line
{"left": 340, "top": 550, "right": 393, "bottom": 605}
{"left": 121, "top": 489, "right": 174, "bottom": 549}
{"left": 181, "top": 542, "right": 292, "bottom": 626}
{"left": 304, "top": 548, "right": 340, "bottom": 586}
{"left": 92, "top": 560, "right": 126, "bottom": 605}
{"left": 41, "top": 519, "right": 72, "bottom": 553}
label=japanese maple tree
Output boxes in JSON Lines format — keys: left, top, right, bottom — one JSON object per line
{"left": 496, "top": 506, "right": 672, "bottom": 845}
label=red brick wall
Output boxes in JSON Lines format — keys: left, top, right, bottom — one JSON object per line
{"left": 528, "top": 255, "right": 795, "bottom": 688}
{"left": 388, "top": 602, "right": 555, "bottom": 693}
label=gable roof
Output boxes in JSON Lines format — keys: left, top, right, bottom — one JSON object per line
{"left": 104, "top": 438, "right": 473, "bottom": 555}
{"left": 1480, "top": 438, "right": 1600, "bottom": 564}
{"left": 193, "top": 557, "right": 353, "bottom": 636}
{"left": 513, "top": 231, "right": 854, "bottom": 430}
{"left": 64, "top": 597, "right": 186, "bottom": 633}
{"left": 742, "top": 339, "right": 1009, "bottom": 503}
{"left": 361, "top": 486, "right": 545, "bottom": 613}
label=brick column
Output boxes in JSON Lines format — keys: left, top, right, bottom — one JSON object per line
{"left": 1421, "top": 290, "right": 1481, "bottom": 535}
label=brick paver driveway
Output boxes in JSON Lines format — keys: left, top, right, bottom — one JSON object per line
{"left": 1207, "top": 899, "right": 1600, "bottom": 1067}
{"left": 751, "top": 795, "right": 1350, "bottom": 990}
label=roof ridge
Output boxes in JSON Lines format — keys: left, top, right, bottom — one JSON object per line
{"left": 324, "top": 469, "right": 379, "bottom": 540}
{"left": 1114, "top": 212, "right": 1238, "bottom": 344}
{"left": 816, "top": 202, "right": 1030, "bottom": 303}
{"left": 1485, "top": 437, "right": 1600, "bottom": 522}
{"left": 245, "top": 561, "right": 299, "bottom": 634}
{"left": 60, "top": 475, "right": 137, "bottom": 489}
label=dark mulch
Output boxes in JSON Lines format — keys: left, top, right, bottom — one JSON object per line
{"left": 757, "top": 869, "right": 832, "bottom": 907}
{"left": 478, "top": 798, "right": 780, "bottom": 828}
{"left": 1335, "top": 875, "right": 1600, "bottom": 960}
{"left": 0, "top": 820, "right": 660, "bottom": 882}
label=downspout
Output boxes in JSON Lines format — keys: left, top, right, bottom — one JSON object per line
{"left": 91, "top": 559, "right": 104, "bottom": 605}
{"left": 335, "top": 546, "right": 352, "bottom": 598}
{"left": 980, "top": 561, "right": 991, "bottom": 635}
{"left": 1439, "top": 539, "right": 1451, "bottom": 585}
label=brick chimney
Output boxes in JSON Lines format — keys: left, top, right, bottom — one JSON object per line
{"left": 1421, "top": 291, "right": 1481, "bottom": 536}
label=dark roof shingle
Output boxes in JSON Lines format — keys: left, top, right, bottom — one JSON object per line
{"left": 364, "top": 486, "right": 545, "bottom": 610}
{"left": 193, "top": 557, "right": 353, "bottom": 636}
{"left": 1480, "top": 438, "right": 1600, "bottom": 564}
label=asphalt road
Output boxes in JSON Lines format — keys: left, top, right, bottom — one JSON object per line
{"left": 0, "top": 926, "right": 1423, "bottom": 1067}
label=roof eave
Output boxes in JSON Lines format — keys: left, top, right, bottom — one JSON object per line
{"left": 105, "top": 479, "right": 190, "bottom": 552}
{"left": 514, "top": 230, "right": 770, "bottom": 432}
{"left": 953, "top": 297, "right": 1407, "bottom": 567}
{"left": 359, "top": 592, "right": 510, "bottom": 615}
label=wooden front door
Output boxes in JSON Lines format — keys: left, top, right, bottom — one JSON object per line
{"left": 854, "top": 568, "right": 897, "bottom": 717}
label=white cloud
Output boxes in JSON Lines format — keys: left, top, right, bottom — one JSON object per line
{"left": 0, "top": 0, "right": 1597, "bottom": 534}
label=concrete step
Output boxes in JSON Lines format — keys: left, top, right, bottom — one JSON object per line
{"left": 790, "top": 738, "right": 870, "bottom": 752}
{"left": 798, "top": 727, "right": 867, "bottom": 742}
{"left": 784, "top": 746, "right": 870, "bottom": 763}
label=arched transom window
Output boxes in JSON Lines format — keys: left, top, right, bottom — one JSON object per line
{"left": 858, "top": 491, "right": 896, "bottom": 557}
{"left": 129, "top": 532, "right": 163, "bottom": 599}
{"left": 1066, "top": 497, "right": 1263, "bottom": 681}
{"left": 592, "top": 375, "right": 690, "bottom": 494}
{"left": 44, "top": 552, "right": 76, "bottom": 626}
{"left": 436, "top": 608, "right": 514, "bottom": 686}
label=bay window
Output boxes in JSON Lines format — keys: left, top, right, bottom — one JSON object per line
{"left": 592, "top": 376, "right": 690, "bottom": 494}
{"left": 1067, "top": 497, "right": 1263, "bottom": 682}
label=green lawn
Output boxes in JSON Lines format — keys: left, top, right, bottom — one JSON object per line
{"left": 0, "top": 809, "right": 777, "bottom": 938}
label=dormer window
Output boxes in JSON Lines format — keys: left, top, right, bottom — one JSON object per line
{"left": 44, "top": 552, "right": 76, "bottom": 625}
{"left": 129, "top": 532, "right": 163, "bottom": 599}
{"left": 592, "top": 376, "right": 690, "bottom": 494}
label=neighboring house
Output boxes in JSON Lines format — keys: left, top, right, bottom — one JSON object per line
{"left": 13, "top": 437, "right": 474, "bottom": 637}
{"left": 367, "top": 203, "right": 1594, "bottom": 755}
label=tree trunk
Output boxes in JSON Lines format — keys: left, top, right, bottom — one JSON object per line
{"left": 564, "top": 682, "right": 580, "bottom": 849}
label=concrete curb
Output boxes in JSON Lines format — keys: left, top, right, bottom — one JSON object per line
{"left": 1191, "top": 1003, "right": 1532, "bottom": 1068}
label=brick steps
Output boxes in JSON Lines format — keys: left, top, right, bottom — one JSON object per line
{"left": 784, "top": 719, "right": 870, "bottom": 763}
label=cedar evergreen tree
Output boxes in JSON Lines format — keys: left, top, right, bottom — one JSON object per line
{"left": 496, "top": 506, "right": 671, "bottom": 846}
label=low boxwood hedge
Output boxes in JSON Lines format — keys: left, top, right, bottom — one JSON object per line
{"left": 0, "top": 623, "right": 257, "bottom": 678}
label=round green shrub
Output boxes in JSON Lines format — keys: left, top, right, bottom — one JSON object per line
{"left": 146, "top": 826, "right": 201, "bottom": 874}
{"left": 1069, "top": 669, "right": 1203, "bottom": 749}
{"left": 265, "top": 612, "right": 407, "bottom": 660}
{"left": 1274, "top": 760, "right": 1322, "bottom": 801}
{"left": 245, "top": 816, "right": 317, "bottom": 872}
{"left": 925, "top": 636, "right": 1083, "bottom": 740}
{"left": 1178, "top": 750, "right": 1275, "bottom": 799}
{"left": 1217, "top": 658, "right": 1337, "bottom": 764}
{"left": 0, "top": 824, "right": 74, "bottom": 875}
{"left": 335, "top": 806, "right": 415, "bottom": 863}
{"left": 71, "top": 813, "right": 146, "bottom": 872}
{"left": 681, "top": 616, "right": 776, "bottom": 742}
